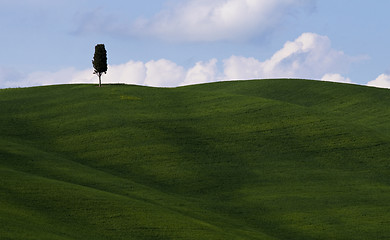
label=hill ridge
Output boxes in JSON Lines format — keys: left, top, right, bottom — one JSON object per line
{"left": 0, "top": 79, "right": 389, "bottom": 240}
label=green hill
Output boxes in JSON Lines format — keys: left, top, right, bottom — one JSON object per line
{"left": 0, "top": 79, "right": 389, "bottom": 240}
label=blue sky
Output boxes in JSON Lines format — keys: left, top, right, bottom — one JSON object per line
{"left": 1, "top": 0, "right": 390, "bottom": 88}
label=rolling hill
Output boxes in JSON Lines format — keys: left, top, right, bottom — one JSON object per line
{"left": 0, "top": 79, "right": 389, "bottom": 240}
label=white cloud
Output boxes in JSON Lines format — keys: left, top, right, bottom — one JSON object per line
{"left": 0, "top": 67, "right": 94, "bottom": 89}
{"left": 223, "top": 56, "right": 262, "bottom": 80}
{"left": 0, "top": 67, "right": 24, "bottom": 88}
{"left": 145, "top": 59, "right": 186, "bottom": 87}
{"left": 183, "top": 59, "right": 218, "bottom": 85}
{"left": 321, "top": 73, "right": 352, "bottom": 83}
{"left": 367, "top": 74, "right": 390, "bottom": 89}
{"left": 26, "top": 68, "right": 80, "bottom": 86}
{"left": 131, "top": 0, "right": 314, "bottom": 42}
{"left": 104, "top": 61, "right": 147, "bottom": 85}
{"left": 223, "top": 32, "right": 354, "bottom": 80}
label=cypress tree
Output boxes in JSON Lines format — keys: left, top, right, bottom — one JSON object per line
{"left": 92, "top": 44, "right": 108, "bottom": 87}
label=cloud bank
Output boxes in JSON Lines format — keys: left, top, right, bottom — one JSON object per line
{"left": 1, "top": 32, "right": 384, "bottom": 89}
{"left": 134, "top": 0, "right": 314, "bottom": 42}
{"left": 76, "top": 0, "right": 315, "bottom": 42}
{"left": 367, "top": 74, "right": 390, "bottom": 89}
{"left": 321, "top": 73, "right": 352, "bottom": 84}
{"left": 224, "top": 32, "right": 353, "bottom": 80}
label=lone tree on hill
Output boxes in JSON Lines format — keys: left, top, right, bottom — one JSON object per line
{"left": 92, "top": 44, "right": 108, "bottom": 87}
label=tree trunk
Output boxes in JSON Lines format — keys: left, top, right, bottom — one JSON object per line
{"left": 99, "top": 73, "right": 102, "bottom": 87}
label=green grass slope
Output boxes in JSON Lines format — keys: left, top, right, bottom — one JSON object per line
{"left": 0, "top": 79, "right": 389, "bottom": 240}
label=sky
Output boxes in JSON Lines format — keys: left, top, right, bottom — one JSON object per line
{"left": 1, "top": 0, "right": 390, "bottom": 88}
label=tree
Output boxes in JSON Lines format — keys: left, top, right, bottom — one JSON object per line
{"left": 92, "top": 44, "right": 108, "bottom": 87}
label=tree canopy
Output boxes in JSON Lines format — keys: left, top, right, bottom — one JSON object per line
{"left": 92, "top": 44, "right": 108, "bottom": 87}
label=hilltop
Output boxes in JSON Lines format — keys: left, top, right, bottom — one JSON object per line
{"left": 0, "top": 79, "right": 389, "bottom": 240}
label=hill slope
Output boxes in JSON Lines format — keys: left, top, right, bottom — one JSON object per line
{"left": 0, "top": 79, "right": 389, "bottom": 240}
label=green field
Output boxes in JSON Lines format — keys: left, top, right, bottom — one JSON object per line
{"left": 0, "top": 79, "right": 389, "bottom": 240}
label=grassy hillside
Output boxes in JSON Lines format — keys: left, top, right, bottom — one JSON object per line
{"left": 0, "top": 79, "right": 389, "bottom": 240}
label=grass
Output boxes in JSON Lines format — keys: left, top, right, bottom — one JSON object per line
{"left": 0, "top": 79, "right": 389, "bottom": 239}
